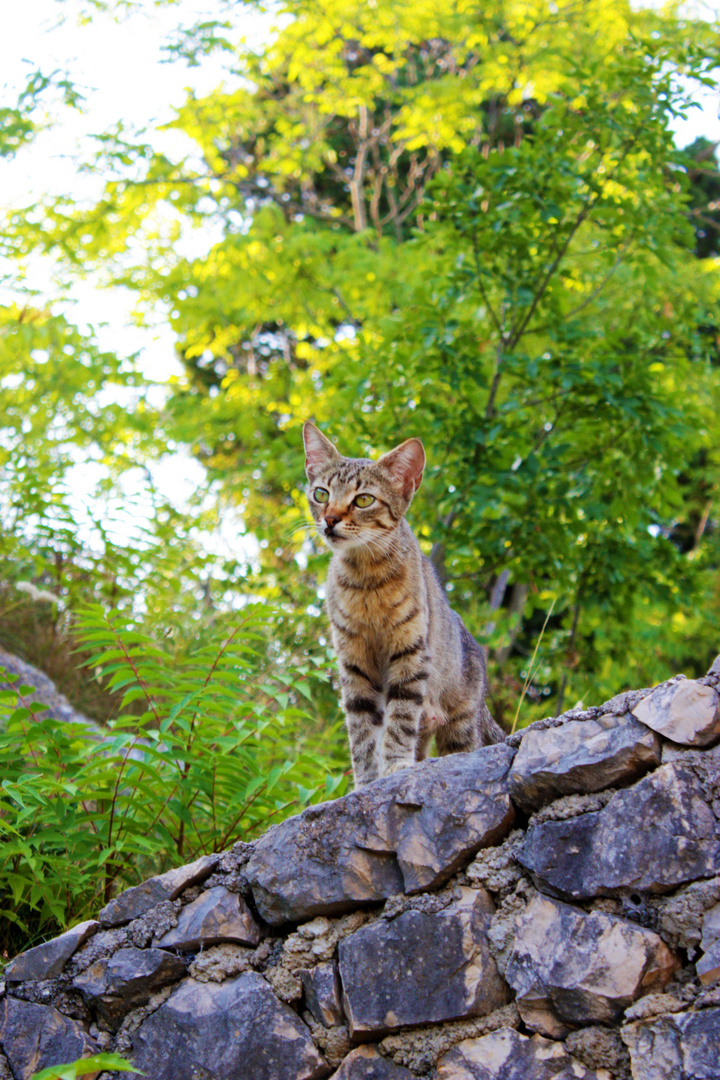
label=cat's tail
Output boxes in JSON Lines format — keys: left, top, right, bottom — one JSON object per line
{"left": 479, "top": 702, "right": 506, "bottom": 745}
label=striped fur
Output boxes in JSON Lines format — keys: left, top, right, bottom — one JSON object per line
{"left": 303, "top": 422, "right": 504, "bottom": 789}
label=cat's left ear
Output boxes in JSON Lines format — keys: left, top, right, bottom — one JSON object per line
{"left": 378, "top": 438, "right": 425, "bottom": 498}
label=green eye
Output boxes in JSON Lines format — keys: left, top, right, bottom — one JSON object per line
{"left": 354, "top": 493, "right": 375, "bottom": 508}
{"left": 314, "top": 488, "right": 329, "bottom": 503}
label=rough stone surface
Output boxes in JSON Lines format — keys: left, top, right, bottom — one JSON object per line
{"left": 154, "top": 884, "right": 261, "bottom": 950}
{"left": 73, "top": 946, "right": 186, "bottom": 1028}
{"left": 622, "top": 1005, "right": 720, "bottom": 1079}
{"left": 301, "top": 961, "right": 344, "bottom": 1027}
{"left": 130, "top": 971, "right": 328, "bottom": 1080}
{"left": 633, "top": 679, "right": 720, "bottom": 747}
{"left": 329, "top": 1046, "right": 413, "bottom": 1079}
{"left": 518, "top": 757, "right": 720, "bottom": 899}
{"left": 338, "top": 887, "right": 509, "bottom": 1036}
{"left": 379, "top": 1004, "right": 520, "bottom": 1075}
{"left": 436, "top": 1029, "right": 609, "bottom": 1079}
{"left": 0, "top": 997, "right": 97, "bottom": 1080}
{"left": 303, "top": 1012, "right": 351, "bottom": 1068}
{"left": 5, "top": 919, "right": 99, "bottom": 982}
{"left": 505, "top": 894, "right": 678, "bottom": 1036}
{"left": 509, "top": 711, "right": 660, "bottom": 811}
{"left": 4, "top": 663, "right": 720, "bottom": 1080}
{"left": 650, "top": 875, "right": 720, "bottom": 954}
{"left": 697, "top": 899, "right": 720, "bottom": 983}
{"left": 247, "top": 744, "right": 516, "bottom": 923}
{"left": 98, "top": 852, "right": 219, "bottom": 926}
{"left": 564, "top": 1027, "right": 631, "bottom": 1080}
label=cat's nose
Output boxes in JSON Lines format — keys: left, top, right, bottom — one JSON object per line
{"left": 324, "top": 514, "right": 341, "bottom": 532}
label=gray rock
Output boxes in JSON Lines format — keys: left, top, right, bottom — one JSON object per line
{"left": 301, "top": 961, "right": 344, "bottom": 1027}
{"left": 633, "top": 680, "right": 720, "bottom": 747}
{"left": 338, "top": 887, "right": 509, "bottom": 1037}
{"left": 130, "top": 971, "right": 328, "bottom": 1079}
{"left": 622, "top": 1005, "right": 720, "bottom": 1079}
{"left": 697, "top": 900, "right": 720, "bottom": 983}
{"left": 505, "top": 894, "right": 678, "bottom": 1036}
{"left": 0, "top": 997, "right": 96, "bottom": 1080}
{"left": 707, "top": 654, "right": 720, "bottom": 681}
{"left": 509, "top": 712, "right": 660, "bottom": 812}
{"left": 329, "top": 1046, "right": 414, "bottom": 1079}
{"left": 5, "top": 919, "right": 99, "bottom": 982}
{"left": 154, "top": 885, "right": 261, "bottom": 950}
{"left": 247, "top": 745, "right": 516, "bottom": 924}
{"left": 436, "top": 1029, "right": 606, "bottom": 1079}
{"left": 697, "top": 941, "right": 720, "bottom": 985}
{"left": 518, "top": 758, "right": 720, "bottom": 899}
{"left": 98, "top": 853, "right": 219, "bottom": 926}
{"left": 73, "top": 946, "right": 186, "bottom": 1027}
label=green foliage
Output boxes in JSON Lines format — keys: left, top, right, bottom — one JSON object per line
{"left": 0, "top": 604, "right": 348, "bottom": 956}
{"left": 1, "top": 0, "right": 720, "bottom": 960}
{"left": 30, "top": 1054, "right": 140, "bottom": 1080}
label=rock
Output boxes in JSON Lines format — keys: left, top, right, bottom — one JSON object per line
{"left": 505, "top": 894, "right": 678, "bottom": 1036}
{"left": 247, "top": 745, "right": 516, "bottom": 923}
{"left": 518, "top": 758, "right": 720, "bottom": 899}
{"left": 130, "top": 971, "right": 328, "bottom": 1080}
{"left": 98, "top": 853, "right": 219, "bottom": 926}
{"left": 632, "top": 680, "right": 720, "bottom": 747}
{"left": 329, "top": 1046, "right": 414, "bottom": 1079}
{"left": 697, "top": 900, "right": 720, "bottom": 984}
{"left": 436, "top": 1029, "right": 608, "bottom": 1079}
{"left": 4, "top": 919, "right": 99, "bottom": 982}
{"left": 508, "top": 712, "right": 660, "bottom": 812}
{"left": 707, "top": 654, "right": 720, "bottom": 681}
{"left": 651, "top": 875, "right": 720, "bottom": 954}
{"left": 564, "top": 1027, "right": 631, "bottom": 1080}
{"left": 338, "top": 887, "right": 509, "bottom": 1037}
{"left": 697, "top": 942, "right": 720, "bottom": 985}
{"left": 0, "top": 997, "right": 97, "bottom": 1080}
{"left": 301, "top": 961, "right": 344, "bottom": 1027}
{"left": 73, "top": 946, "right": 186, "bottom": 1027}
{"left": 379, "top": 1005, "right": 520, "bottom": 1075}
{"left": 622, "top": 1005, "right": 720, "bottom": 1079}
{"left": 154, "top": 885, "right": 261, "bottom": 950}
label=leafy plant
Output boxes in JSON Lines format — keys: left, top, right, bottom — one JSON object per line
{"left": 30, "top": 1054, "right": 140, "bottom": 1080}
{"left": 0, "top": 603, "right": 348, "bottom": 956}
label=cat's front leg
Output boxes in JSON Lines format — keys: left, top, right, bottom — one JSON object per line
{"left": 380, "top": 641, "right": 430, "bottom": 777}
{"left": 340, "top": 663, "right": 385, "bottom": 788}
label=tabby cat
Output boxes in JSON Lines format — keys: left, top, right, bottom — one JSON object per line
{"left": 303, "top": 423, "right": 504, "bottom": 788}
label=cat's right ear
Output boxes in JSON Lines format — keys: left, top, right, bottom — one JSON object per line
{"left": 303, "top": 422, "right": 340, "bottom": 479}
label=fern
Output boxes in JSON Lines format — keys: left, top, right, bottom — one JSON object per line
{"left": 0, "top": 603, "right": 349, "bottom": 955}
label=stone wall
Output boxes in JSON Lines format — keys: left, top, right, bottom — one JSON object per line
{"left": 2, "top": 660, "right": 720, "bottom": 1080}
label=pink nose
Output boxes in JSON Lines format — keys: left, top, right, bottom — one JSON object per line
{"left": 325, "top": 515, "right": 341, "bottom": 529}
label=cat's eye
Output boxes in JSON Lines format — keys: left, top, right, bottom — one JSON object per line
{"left": 314, "top": 488, "right": 329, "bottom": 503}
{"left": 354, "top": 493, "right": 375, "bottom": 508}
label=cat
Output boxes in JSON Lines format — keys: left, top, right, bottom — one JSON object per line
{"left": 303, "top": 422, "right": 504, "bottom": 788}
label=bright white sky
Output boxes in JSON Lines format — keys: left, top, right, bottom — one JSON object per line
{"left": 0, "top": 0, "right": 718, "bottom": 555}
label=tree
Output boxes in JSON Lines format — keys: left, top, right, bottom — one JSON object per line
{"left": 4, "top": 0, "right": 720, "bottom": 724}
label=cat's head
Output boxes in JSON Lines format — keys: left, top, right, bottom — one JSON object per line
{"left": 303, "top": 423, "right": 425, "bottom": 552}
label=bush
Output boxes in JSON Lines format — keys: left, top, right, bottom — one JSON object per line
{"left": 0, "top": 603, "right": 348, "bottom": 958}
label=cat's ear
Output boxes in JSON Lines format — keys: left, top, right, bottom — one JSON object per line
{"left": 378, "top": 438, "right": 425, "bottom": 497}
{"left": 303, "top": 422, "right": 341, "bottom": 478}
